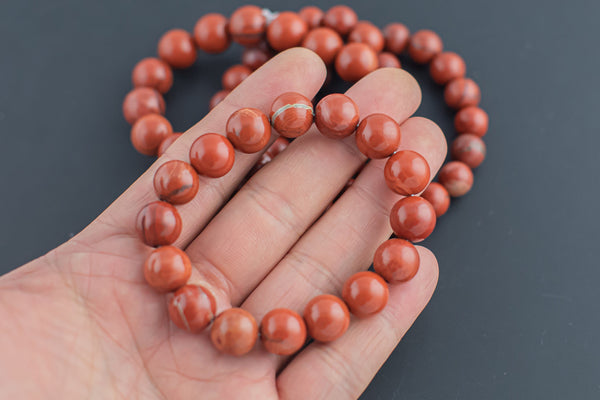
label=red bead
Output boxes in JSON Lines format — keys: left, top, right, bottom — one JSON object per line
{"left": 373, "top": 239, "right": 420, "bottom": 283}
{"left": 153, "top": 160, "right": 199, "bottom": 205}
{"left": 229, "top": 5, "right": 266, "bottom": 46}
{"left": 348, "top": 21, "right": 385, "bottom": 52}
{"left": 355, "top": 113, "right": 401, "bottom": 159}
{"left": 260, "top": 308, "right": 307, "bottom": 355}
{"left": 390, "top": 196, "right": 437, "bottom": 242}
{"left": 378, "top": 52, "right": 401, "bottom": 69}
{"left": 335, "top": 43, "right": 378, "bottom": 82}
{"left": 226, "top": 108, "right": 271, "bottom": 153}
{"left": 342, "top": 271, "right": 389, "bottom": 318}
{"left": 323, "top": 5, "right": 358, "bottom": 36}
{"left": 408, "top": 30, "right": 443, "bottom": 64}
{"left": 383, "top": 23, "right": 410, "bottom": 54}
{"left": 222, "top": 64, "right": 252, "bottom": 90}
{"left": 130, "top": 114, "right": 173, "bottom": 156}
{"left": 210, "top": 308, "right": 258, "bottom": 356}
{"left": 132, "top": 57, "right": 173, "bottom": 94}
{"left": 444, "top": 78, "right": 481, "bottom": 109}
{"left": 430, "top": 52, "right": 466, "bottom": 85}
{"left": 209, "top": 90, "right": 230, "bottom": 110}
{"left": 189, "top": 133, "right": 235, "bottom": 178}
{"left": 269, "top": 92, "right": 314, "bottom": 138}
{"left": 421, "top": 182, "right": 450, "bottom": 217}
{"left": 242, "top": 45, "right": 272, "bottom": 70}
{"left": 143, "top": 246, "right": 191, "bottom": 292}
{"left": 266, "top": 12, "right": 308, "bottom": 51}
{"left": 302, "top": 27, "right": 344, "bottom": 66}
{"left": 193, "top": 13, "right": 231, "bottom": 54}
{"left": 158, "top": 133, "right": 182, "bottom": 157}
{"left": 454, "top": 106, "right": 489, "bottom": 137}
{"left": 303, "top": 294, "right": 350, "bottom": 342}
{"left": 168, "top": 284, "right": 216, "bottom": 333}
{"left": 265, "top": 137, "right": 289, "bottom": 158}
{"left": 438, "top": 161, "right": 474, "bottom": 197}
{"left": 158, "top": 29, "right": 197, "bottom": 69}
{"left": 136, "top": 201, "right": 182, "bottom": 247}
{"left": 298, "top": 6, "right": 324, "bottom": 28}
{"left": 122, "top": 87, "right": 165, "bottom": 125}
{"left": 384, "top": 150, "right": 431, "bottom": 195}
{"left": 315, "top": 93, "right": 360, "bottom": 139}
{"left": 451, "top": 134, "right": 486, "bottom": 168}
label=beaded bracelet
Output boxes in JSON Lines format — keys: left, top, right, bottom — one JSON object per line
{"left": 121, "top": 5, "right": 488, "bottom": 356}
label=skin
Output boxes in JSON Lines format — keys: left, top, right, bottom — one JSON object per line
{"left": 0, "top": 48, "right": 446, "bottom": 399}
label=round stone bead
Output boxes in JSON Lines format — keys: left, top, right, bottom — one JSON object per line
{"left": 153, "top": 160, "right": 199, "bottom": 205}
{"left": 378, "top": 52, "right": 401, "bottom": 69}
{"left": 132, "top": 58, "right": 173, "bottom": 94}
{"left": 315, "top": 93, "right": 360, "bottom": 139}
{"left": 193, "top": 13, "right": 230, "bottom": 54}
{"left": 122, "top": 87, "right": 165, "bottom": 124}
{"left": 408, "top": 30, "right": 443, "bottom": 64}
{"left": 269, "top": 92, "right": 314, "bottom": 138}
{"left": 143, "top": 246, "right": 192, "bottom": 292}
{"left": 226, "top": 108, "right": 271, "bottom": 153}
{"left": 158, "top": 133, "right": 182, "bottom": 157}
{"left": 299, "top": 6, "right": 324, "bottom": 28}
{"left": 302, "top": 27, "right": 344, "bottom": 65}
{"left": 348, "top": 21, "right": 385, "bottom": 52}
{"left": 266, "top": 137, "right": 289, "bottom": 158}
{"left": 168, "top": 284, "right": 216, "bottom": 333}
{"left": 444, "top": 78, "right": 481, "bottom": 109}
{"left": 335, "top": 43, "right": 378, "bottom": 82}
{"left": 260, "top": 308, "right": 307, "bottom": 355}
{"left": 222, "top": 64, "right": 252, "bottom": 91}
{"left": 303, "top": 294, "right": 350, "bottom": 342}
{"left": 355, "top": 113, "right": 401, "bottom": 159}
{"left": 383, "top": 23, "right": 410, "bottom": 54}
{"left": 451, "top": 134, "right": 486, "bottom": 168}
{"left": 373, "top": 239, "right": 420, "bottom": 283}
{"left": 229, "top": 5, "right": 267, "bottom": 46}
{"left": 438, "top": 161, "right": 474, "bottom": 197}
{"left": 158, "top": 29, "right": 197, "bottom": 69}
{"left": 421, "top": 182, "right": 450, "bottom": 217}
{"left": 266, "top": 12, "right": 308, "bottom": 51}
{"left": 189, "top": 133, "right": 235, "bottom": 178}
{"left": 210, "top": 308, "right": 258, "bottom": 356}
{"left": 209, "top": 90, "right": 230, "bottom": 110}
{"left": 130, "top": 114, "right": 173, "bottom": 156}
{"left": 342, "top": 271, "right": 389, "bottom": 318}
{"left": 390, "top": 196, "right": 437, "bottom": 242}
{"left": 384, "top": 150, "right": 431, "bottom": 195}
{"left": 430, "top": 52, "right": 466, "bottom": 85}
{"left": 454, "top": 106, "right": 489, "bottom": 137}
{"left": 323, "top": 5, "right": 358, "bottom": 36}
{"left": 136, "top": 201, "right": 182, "bottom": 247}
{"left": 242, "top": 45, "right": 272, "bottom": 70}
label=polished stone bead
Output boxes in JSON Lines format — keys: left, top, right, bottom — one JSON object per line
{"left": 378, "top": 52, "right": 401, "bottom": 69}
{"left": 132, "top": 57, "right": 173, "bottom": 94}
{"left": 355, "top": 113, "right": 401, "bottom": 159}
{"left": 301, "top": 27, "right": 344, "bottom": 65}
{"left": 315, "top": 93, "right": 360, "bottom": 138}
{"left": 438, "top": 161, "right": 474, "bottom": 197}
{"left": 242, "top": 45, "right": 272, "bottom": 70}
{"left": 421, "top": 182, "right": 450, "bottom": 217}
{"left": 260, "top": 308, "right": 307, "bottom": 355}
{"left": 193, "top": 13, "right": 231, "bottom": 54}
{"left": 430, "top": 52, "right": 466, "bottom": 85}
{"left": 389, "top": 196, "right": 437, "bottom": 242}
{"left": 383, "top": 23, "right": 410, "bottom": 54}
{"left": 158, "top": 133, "right": 182, "bottom": 157}
{"left": 226, "top": 108, "right": 271, "bottom": 153}
{"left": 303, "top": 294, "right": 350, "bottom": 342}
{"left": 335, "top": 43, "right": 378, "bottom": 82}
{"left": 373, "top": 239, "right": 420, "bottom": 283}
{"left": 348, "top": 21, "right": 385, "bottom": 52}
{"left": 143, "top": 246, "right": 191, "bottom": 292}
{"left": 222, "top": 64, "right": 252, "bottom": 90}
{"left": 384, "top": 150, "right": 431, "bottom": 195}
{"left": 153, "top": 160, "right": 199, "bottom": 205}
{"left": 211, "top": 308, "right": 258, "bottom": 356}
{"left": 454, "top": 106, "right": 489, "bottom": 137}
{"left": 130, "top": 114, "right": 173, "bottom": 156}
{"left": 209, "top": 90, "right": 230, "bottom": 110}
{"left": 408, "top": 30, "right": 443, "bottom": 64}
{"left": 342, "top": 271, "right": 389, "bottom": 318}
{"left": 189, "top": 133, "right": 235, "bottom": 178}
{"left": 451, "top": 134, "right": 486, "bottom": 168}
{"left": 122, "top": 87, "right": 165, "bottom": 124}
{"left": 158, "top": 29, "right": 197, "bottom": 69}
{"left": 266, "top": 12, "right": 308, "bottom": 51}
{"left": 444, "top": 78, "right": 481, "bottom": 109}
{"left": 265, "top": 137, "right": 289, "bottom": 158}
{"left": 168, "top": 284, "right": 216, "bottom": 333}
{"left": 229, "top": 5, "right": 266, "bottom": 46}
{"left": 269, "top": 92, "right": 314, "bottom": 138}
{"left": 298, "top": 6, "right": 324, "bottom": 28}
{"left": 136, "top": 201, "right": 182, "bottom": 247}
{"left": 323, "top": 5, "right": 358, "bottom": 36}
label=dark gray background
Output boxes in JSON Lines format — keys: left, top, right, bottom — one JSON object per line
{"left": 1, "top": 0, "right": 598, "bottom": 398}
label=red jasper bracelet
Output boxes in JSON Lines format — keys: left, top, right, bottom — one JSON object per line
{"left": 123, "top": 4, "right": 489, "bottom": 357}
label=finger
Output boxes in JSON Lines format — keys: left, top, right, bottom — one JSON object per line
{"left": 277, "top": 247, "right": 439, "bottom": 400}
{"left": 184, "top": 68, "right": 422, "bottom": 305}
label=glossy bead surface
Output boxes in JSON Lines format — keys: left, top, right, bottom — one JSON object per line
{"left": 303, "top": 294, "right": 350, "bottom": 342}
{"left": 408, "top": 30, "right": 443, "bottom": 64}
{"left": 136, "top": 201, "right": 182, "bottom": 247}
{"left": 158, "top": 133, "right": 182, "bottom": 156}
{"left": 123, "top": 87, "right": 165, "bottom": 124}
{"left": 299, "top": 6, "right": 324, "bottom": 28}
{"left": 222, "top": 64, "right": 252, "bottom": 90}
{"left": 355, "top": 113, "right": 401, "bottom": 159}
{"left": 189, "top": 133, "right": 235, "bottom": 178}
{"left": 153, "top": 160, "right": 199, "bottom": 205}
{"left": 269, "top": 92, "right": 314, "bottom": 138}
{"left": 342, "top": 272, "right": 389, "bottom": 318}
{"left": 348, "top": 21, "right": 385, "bottom": 52}
{"left": 267, "top": 12, "right": 308, "bottom": 51}
{"left": 451, "top": 134, "right": 486, "bottom": 168}
{"left": 226, "top": 108, "right": 271, "bottom": 153}
{"left": 242, "top": 46, "right": 271, "bottom": 70}
{"left": 335, "top": 43, "right": 378, "bottom": 82}
{"left": 378, "top": 52, "right": 401, "bottom": 69}
{"left": 384, "top": 150, "right": 431, "bottom": 195}
{"left": 383, "top": 23, "right": 410, "bottom": 54}
{"left": 390, "top": 196, "right": 437, "bottom": 242}
{"left": 132, "top": 58, "right": 173, "bottom": 94}
{"left": 130, "top": 114, "right": 173, "bottom": 156}
{"left": 315, "top": 93, "right": 360, "bottom": 139}
{"left": 421, "top": 182, "right": 450, "bottom": 217}
{"left": 266, "top": 137, "right": 289, "bottom": 158}
{"left": 430, "top": 52, "right": 466, "bottom": 85}
{"left": 211, "top": 308, "right": 258, "bottom": 356}
{"left": 438, "top": 161, "right": 474, "bottom": 197}
{"left": 302, "top": 27, "right": 344, "bottom": 65}
{"left": 209, "top": 90, "right": 230, "bottom": 110}
{"left": 193, "top": 13, "right": 230, "bottom": 54}
{"left": 168, "top": 285, "right": 216, "bottom": 333}
{"left": 143, "top": 246, "right": 191, "bottom": 292}
{"left": 158, "top": 29, "right": 197, "bottom": 69}
{"left": 444, "top": 78, "right": 481, "bottom": 109}
{"left": 373, "top": 239, "right": 420, "bottom": 283}
{"left": 260, "top": 308, "right": 307, "bottom": 355}
{"left": 454, "top": 106, "right": 489, "bottom": 137}
{"left": 323, "top": 5, "right": 358, "bottom": 36}
{"left": 229, "top": 5, "right": 266, "bottom": 46}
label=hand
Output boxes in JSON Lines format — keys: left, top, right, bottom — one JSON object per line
{"left": 0, "top": 48, "right": 446, "bottom": 399}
